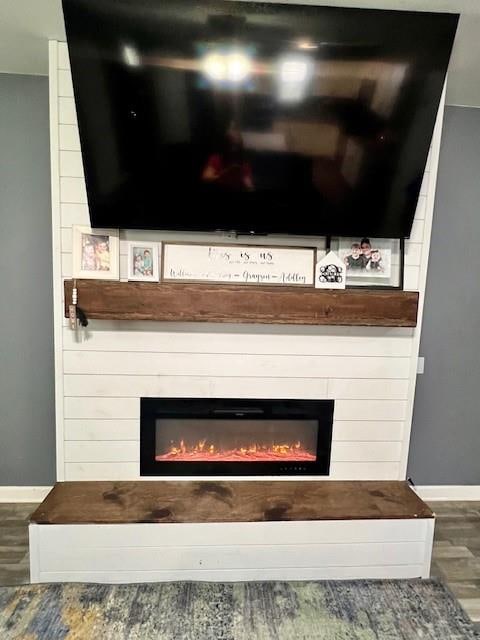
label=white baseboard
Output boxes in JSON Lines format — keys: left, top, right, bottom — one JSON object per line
{"left": 0, "top": 486, "right": 52, "bottom": 503}
{"left": 414, "top": 485, "right": 480, "bottom": 501}
{"left": 2, "top": 484, "right": 479, "bottom": 504}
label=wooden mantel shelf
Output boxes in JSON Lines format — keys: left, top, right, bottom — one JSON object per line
{"left": 64, "top": 279, "right": 418, "bottom": 327}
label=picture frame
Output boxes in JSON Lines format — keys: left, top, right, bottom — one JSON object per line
{"left": 161, "top": 242, "right": 317, "bottom": 287}
{"left": 127, "top": 241, "right": 160, "bottom": 282}
{"left": 328, "top": 236, "right": 404, "bottom": 289}
{"left": 72, "top": 225, "right": 119, "bottom": 280}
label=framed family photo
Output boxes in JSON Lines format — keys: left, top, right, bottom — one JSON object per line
{"left": 328, "top": 237, "right": 404, "bottom": 289}
{"left": 127, "top": 242, "right": 160, "bottom": 282}
{"left": 72, "top": 225, "right": 119, "bottom": 280}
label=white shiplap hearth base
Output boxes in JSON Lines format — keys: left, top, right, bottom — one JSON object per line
{"left": 29, "top": 519, "right": 434, "bottom": 583}
{"left": 49, "top": 40, "right": 445, "bottom": 483}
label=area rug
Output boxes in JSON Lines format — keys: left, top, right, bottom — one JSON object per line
{"left": 0, "top": 579, "right": 478, "bottom": 640}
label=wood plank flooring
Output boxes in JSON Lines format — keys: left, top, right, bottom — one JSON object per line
{"left": 0, "top": 503, "right": 34, "bottom": 586}
{"left": 429, "top": 500, "right": 480, "bottom": 625}
{"left": 1, "top": 500, "right": 479, "bottom": 626}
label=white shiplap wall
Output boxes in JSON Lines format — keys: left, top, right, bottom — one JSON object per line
{"left": 50, "top": 41, "right": 444, "bottom": 482}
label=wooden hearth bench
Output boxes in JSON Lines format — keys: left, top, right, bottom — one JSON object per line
{"left": 29, "top": 480, "right": 434, "bottom": 583}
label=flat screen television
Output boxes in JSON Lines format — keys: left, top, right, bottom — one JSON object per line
{"left": 62, "top": 0, "right": 458, "bottom": 237}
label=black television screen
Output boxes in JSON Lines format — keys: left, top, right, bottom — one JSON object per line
{"left": 63, "top": 0, "right": 458, "bottom": 237}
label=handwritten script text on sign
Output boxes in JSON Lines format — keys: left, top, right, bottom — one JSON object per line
{"left": 163, "top": 244, "right": 315, "bottom": 286}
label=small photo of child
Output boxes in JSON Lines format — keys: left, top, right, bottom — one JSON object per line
{"left": 338, "top": 236, "right": 392, "bottom": 280}
{"left": 366, "top": 248, "right": 385, "bottom": 272}
{"left": 127, "top": 242, "right": 160, "bottom": 281}
{"left": 81, "top": 236, "right": 97, "bottom": 271}
{"left": 344, "top": 242, "right": 366, "bottom": 270}
{"left": 81, "top": 233, "right": 110, "bottom": 271}
{"left": 133, "top": 251, "right": 144, "bottom": 276}
{"left": 94, "top": 238, "right": 110, "bottom": 271}
{"left": 73, "top": 226, "right": 119, "bottom": 280}
{"left": 142, "top": 249, "right": 153, "bottom": 277}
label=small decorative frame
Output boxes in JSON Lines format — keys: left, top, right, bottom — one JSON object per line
{"left": 161, "top": 242, "right": 317, "bottom": 287}
{"left": 127, "top": 241, "right": 160, "bottom": 282}
{"left": 328, "top": 236, "right": 404, "bottom": 289}
{"left": 315, "top": 251, "right": 346, "bottom": 289}
{"left": 72, "top": 225, "right": 119, "bottom": 280}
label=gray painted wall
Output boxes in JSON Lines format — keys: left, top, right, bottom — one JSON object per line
{"left": 0, "top": 73, "right": 55, "bottom": 485}
{"left": 408, "top": 105, "right": 480, "bottom": 485}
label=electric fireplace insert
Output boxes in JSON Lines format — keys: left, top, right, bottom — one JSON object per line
{"left": 140, "top": 398, "right": 333, "bottom": 476}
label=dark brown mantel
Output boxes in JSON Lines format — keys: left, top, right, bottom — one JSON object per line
{"left": 31, "top": 480, "right": 433, "bottom": 525}
{"left": 64, "top": 279, "right": 419, "bottom": 327}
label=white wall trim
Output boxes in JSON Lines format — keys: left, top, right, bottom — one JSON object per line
{"left": 447, "top": 103, "right": 480, "bottom": 110}
{"left": 4, "top": 484, "right": 480, "bottom": 503}
{"left": 49, "top": 40, "right": 66, "bottom": 481}
{"left": 415, "top": 485, "right": 480, "bottom": 501}
{"left": 398, "top": 83, "right": 446, "bottom": 479}
{"left": 0, "top": 486, "right": 52, "bottom": 503}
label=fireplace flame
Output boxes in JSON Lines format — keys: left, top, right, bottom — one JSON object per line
{"left": 156, "top": 439, "right": 316, "bottom": 462}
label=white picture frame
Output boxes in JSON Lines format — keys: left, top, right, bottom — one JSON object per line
{"left": 127, "top": 241, "right": 160, "bottom": 282}
{"left": 72, "top": 225, "right": 119, "bottom": 280}
{"left": 161, "top": 242, "right": 316, "bottom": 287}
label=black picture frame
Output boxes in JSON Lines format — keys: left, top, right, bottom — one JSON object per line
{"left": 327, "top": 236, "right": 405, "bottom": 290}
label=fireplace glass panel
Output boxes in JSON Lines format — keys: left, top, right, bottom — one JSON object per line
{"left": 155, "top": 419, "right": 319, "bottom": 463}
{"left": 140, "top": 398, "right": 333, "bottom": 476}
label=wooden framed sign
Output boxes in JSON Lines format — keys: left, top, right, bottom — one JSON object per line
{"left": 162, "top": 243, "right": 316, "bottom": 287}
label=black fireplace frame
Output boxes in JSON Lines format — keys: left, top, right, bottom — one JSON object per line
{"left": 140, "top": 398, "right": 333, "bottom": 476}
